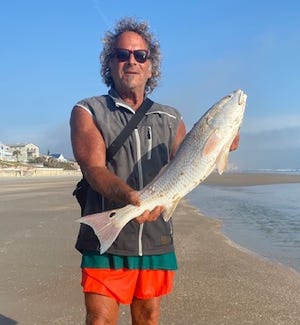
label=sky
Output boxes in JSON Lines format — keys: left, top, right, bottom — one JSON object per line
{"left": 1, "top": 0, "right": 300, "bottom": 170}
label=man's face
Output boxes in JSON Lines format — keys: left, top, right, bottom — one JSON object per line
{"left": 109, "top": 31, "right": 152, "bottom": 94}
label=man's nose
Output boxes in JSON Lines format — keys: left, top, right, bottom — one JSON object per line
{"left": 128, "top": 52, "right": 137, "bottom": 64}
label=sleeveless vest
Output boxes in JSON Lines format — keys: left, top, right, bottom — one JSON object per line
{"left": 75, "top": 89, "right": 182, "bottom": 256}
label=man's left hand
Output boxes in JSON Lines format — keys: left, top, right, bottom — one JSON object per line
{"left": 135, "top": 206, "right": 165, "bottom": 224}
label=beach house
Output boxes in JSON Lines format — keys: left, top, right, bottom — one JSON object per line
{"left": 0, "top": 142, "right": 13, "bottom": 161}
{"left": 7, "top": 143, "right": 40, "bottom": 162}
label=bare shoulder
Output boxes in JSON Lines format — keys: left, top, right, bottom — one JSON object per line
{"left": 70, "top": 106, "right": 106, "bottom": 168}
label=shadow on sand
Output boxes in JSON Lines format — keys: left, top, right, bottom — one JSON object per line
{"left": 0, "top": 315, "right": 18, "bottom": 324}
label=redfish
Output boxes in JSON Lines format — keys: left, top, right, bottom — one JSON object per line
{"left": 78, "top": 89, "right": 247, "bottom": 254}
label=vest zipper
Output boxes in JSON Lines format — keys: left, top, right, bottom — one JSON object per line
{"left": 147, "top": 126, "right": 152, "bottom": 160}
{"left": 134, "top": 128, "right": 144, "bottom": 256}
{"left": 138, "top": 223, "right": 144, "bottom": 256}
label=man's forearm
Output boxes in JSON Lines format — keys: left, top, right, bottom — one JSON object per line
{"left": 82, "top": 166, "right": 136, "bottom": 204}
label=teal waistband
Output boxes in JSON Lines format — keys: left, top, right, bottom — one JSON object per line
{"left": 81, "top": 252, "right": 178, "bottom": 270}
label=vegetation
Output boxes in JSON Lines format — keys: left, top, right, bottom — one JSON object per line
{"left": 0, "top": 157, "right": 78, "bottom": 170}
{"left": 0, "top": 160, "right": 21, "bottom": 168}
{"left": 29, "top": 156, "right": 78, "bottom": 170}
{"left": 12, "top": 150, "right": 21, "bottom": 162}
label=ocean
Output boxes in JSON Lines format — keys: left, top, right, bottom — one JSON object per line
{"left": 187, "top": 174, "right": 300, "bottom": 272}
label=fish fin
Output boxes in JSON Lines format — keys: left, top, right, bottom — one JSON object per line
{"left": 216, "top": 146, "right": 230, "bottom": 174}
{"left": 162, "top": 198, "right": 181, "bottom": 221}
{"left": 76, "top": 210, "right": 123, "bottom": 254}
{"left": 203, "top": 133, "right": 221, "bottom": 156}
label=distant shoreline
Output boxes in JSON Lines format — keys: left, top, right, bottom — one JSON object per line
{"left": 203, "top": 171, "right": 300, "bottom": 186}
{"left": 1, "top": 170, "right": 300, "bottom": 186}
{"left": 0, "top": 168, "right": 81, "bottom": 177}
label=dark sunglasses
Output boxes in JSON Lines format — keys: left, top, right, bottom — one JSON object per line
{"left": 112, "top": 48, "right": 150, "bottom": 63}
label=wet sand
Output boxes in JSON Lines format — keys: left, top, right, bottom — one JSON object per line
{"left": 0, "top": 174, "right": 300, "bottom": 324}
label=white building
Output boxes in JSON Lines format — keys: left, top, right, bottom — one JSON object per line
{"left": 8, "top": 143, "right": 40, "bottom": 162}
{"left": 0, "top": 142, "right": 13, "bottom": 161}
{"left": 50, "top": 153, "right": 66, "bottom": 162}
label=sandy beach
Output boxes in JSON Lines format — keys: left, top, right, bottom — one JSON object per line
{"left": 1, "top": 174, "right": 300, "bottom": 324}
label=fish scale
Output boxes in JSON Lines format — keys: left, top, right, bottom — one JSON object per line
{"left": 77, "top": 89, "right": 247, "bottom": 254}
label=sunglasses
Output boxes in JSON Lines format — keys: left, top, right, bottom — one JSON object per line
{"left": 112, "top": 48, "right": 150, "bottom": 63}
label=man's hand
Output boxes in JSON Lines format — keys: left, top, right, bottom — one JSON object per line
{"left": 135, "top": 206, "right": 165, "bottom": 224}
{"left": 126, "top": 190, "right": 165, "bottom": 224}
{"left": 125, "top": 190, "right": 141, "bottom": 206}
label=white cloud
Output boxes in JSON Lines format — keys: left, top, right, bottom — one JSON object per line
{"left": 243, "top": 115, "right": 300, "bottom": 133}
{"left": 241, "top": 127, "right": 300, "bottom": 150}
{"left": 231, "top": 126, "right": 300, "bottom": 169}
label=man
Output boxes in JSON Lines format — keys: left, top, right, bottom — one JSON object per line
{"left": 70, "top": 17, "right": 239, "bottom": 325}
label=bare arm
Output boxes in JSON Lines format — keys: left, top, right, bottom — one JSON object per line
{"left": 71, "top": 107, "right": 187, "bottom": 223}
{"left": 70, "top": 106, "right": 140, "bottom": 206}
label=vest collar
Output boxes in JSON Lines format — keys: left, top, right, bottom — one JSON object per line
{"left": 108, "top": 88, "right": 148, "bottom": 114}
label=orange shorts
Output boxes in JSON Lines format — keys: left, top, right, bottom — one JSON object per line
{"left": 81, "top": 267, "right": 174, "bottom": 304}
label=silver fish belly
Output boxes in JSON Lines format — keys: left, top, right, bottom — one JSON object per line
{"left": 77, "top": 89, "right": 247, "bottom": 254}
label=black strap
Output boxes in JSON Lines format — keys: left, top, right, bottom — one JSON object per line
{"left": 106, "top": 97, "right": 153, "bottom": 160}
{"left": 73, "top": 97, "right": 153, "bottom": 211}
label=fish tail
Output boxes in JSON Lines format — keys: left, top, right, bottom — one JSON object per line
{"left": 76, "top": 210, "right": 123, "bottom": 254}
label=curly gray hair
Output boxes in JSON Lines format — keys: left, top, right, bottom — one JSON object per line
{"left": 100, "top": 17, "right": 161, "bottom": 94}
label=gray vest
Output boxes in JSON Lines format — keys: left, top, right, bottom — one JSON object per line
{"left": 75, "top": 89, "right": 182, "bottom": 256}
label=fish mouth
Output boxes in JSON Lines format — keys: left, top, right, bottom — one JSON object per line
{"left": 238, "top": 89, "right": 247, "bottom": 106}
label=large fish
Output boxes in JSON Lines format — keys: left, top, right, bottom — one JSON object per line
{"left": 78, "top": 89, "right": 247, "bottom": 254}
